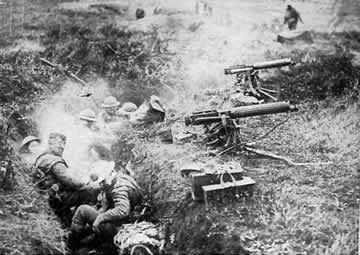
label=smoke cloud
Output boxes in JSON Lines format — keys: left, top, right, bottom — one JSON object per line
{"left": 31, "top": 79, "right": 112, "bottom": 181}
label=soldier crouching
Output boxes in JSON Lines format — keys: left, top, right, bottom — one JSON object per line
{"left": 69, "top": 170, "right": 143, "bottom": 251}
{"left": 32, "top": 132, "right": 99, "bottom": 226}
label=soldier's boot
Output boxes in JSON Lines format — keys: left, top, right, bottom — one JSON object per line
{"left": 79, "top": 233, "right": 96, "bottom": 246}
{"left": 68, "top": 225, "right": 93, "bottom": 250}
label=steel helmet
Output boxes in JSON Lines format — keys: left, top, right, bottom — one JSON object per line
{"left": 102, "top": 96, "right": 120, "bottom": 108}
{"left": 149, "top": 95, "right": 165, "bottom": 113}
{"left": 79, "top": 108, "right": 96, "bottom": 122}
{"left": 121, "top": 102, "right": 138, "bottom": 112}
{"left": 20, "top": 136, "right": 40, "bottom": 151}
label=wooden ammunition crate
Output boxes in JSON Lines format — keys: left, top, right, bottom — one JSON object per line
{"left": 202, "top": 176, "right": 256, "bottom": 207}
{"left": 189, "top": 169, "right": 244, "bottom": 201}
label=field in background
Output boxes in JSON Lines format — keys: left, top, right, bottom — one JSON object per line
{"left": 0, "top": 0, "right": 359, "bottom": 254}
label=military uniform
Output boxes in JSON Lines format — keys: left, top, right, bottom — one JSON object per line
{"left": 79, "top": 108, "right": 100, "bottom": 132}
{"left": 97, "top": 110, "right": 122, "bottom": 124}
{"left": 129, "top": 95, "right": 165, "bottom": 125}
{"left": 33, "top": 152, "right": 98, "bottom": 225}
{"left": 284, "top": 5, "right": 303, "bottom": 30}
{"left": 70, "top": 172, "right": 143, "bottom": 243}
{"left": 98, "top": 96, "right": 122, "bottom": 125}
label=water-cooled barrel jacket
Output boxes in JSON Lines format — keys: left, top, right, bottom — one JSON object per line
{"left": 33, "top": 152, "right": 85, "bottom": 190}
{"left": 95, "top": 173, "right": 143, "bottom": 224}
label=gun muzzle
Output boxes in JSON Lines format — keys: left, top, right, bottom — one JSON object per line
{"left": 253, "top": 58, "right": 295, "bottom": 69}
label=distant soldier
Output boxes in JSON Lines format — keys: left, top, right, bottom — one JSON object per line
{"left": 32, "top": 132, "right": 98, "bottom": 224}
{"left": 98, "top": 96, "right": 121, "bottom": 124}
{"left": 69, "top": 170, "right": 143, "bottom": 249}
{"left": 284, "top": 5, "right": 303, "bottom": 30}
{"left": 195, "top": 0, "right": 199, "bottom": 14}
{"left": 202, "top": 0, "right": 209, "bottom": 16}
{"left": 136, "top": 8, "right": 145, "bottom": 19}
{"left": 196, "top": 0, "right": 212, "bottom": 16}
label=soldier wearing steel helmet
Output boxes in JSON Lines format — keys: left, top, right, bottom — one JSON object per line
{"left": 69, "top": 168, "right": 143, "bottom": 250}
{"left": 32, "top": 132, "right": 99, "bottom": 225}
{"left": 79, "top": 108, "right": 99, "bottom": 132}
{"left": 116, "top": 102, "right": 138, "bottom": 119}
{"left": 98, "top": 96, "right": 122, "bottom": 124}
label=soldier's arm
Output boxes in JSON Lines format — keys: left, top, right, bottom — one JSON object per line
{"left": 284, "top": 12, "right": 289, "bottom": 24}
{"left": 298, "top": 12, "right": 303, "bottom": 23}
{"left": 52, "top": 162, "right": 86, "bottom": 189}
{"left": 95, "top": 187, "right": 130, "bottom": 224}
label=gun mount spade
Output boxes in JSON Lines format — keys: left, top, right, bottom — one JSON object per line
{"left": 224, "top": 58, "right": 295, "bottom": 102}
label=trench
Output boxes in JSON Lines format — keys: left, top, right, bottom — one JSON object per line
{"left": 0, "top": 3, "right": 220, "bottom": 254}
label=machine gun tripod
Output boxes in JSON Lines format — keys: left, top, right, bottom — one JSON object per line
{"left": 224, "top": 58, "right": 295, "bottom": 102}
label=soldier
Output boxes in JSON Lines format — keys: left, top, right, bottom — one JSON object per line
{"left": 69, "top": 169, "right": 143, "bottom": 249}
{"left": 98, "top": 96, "right": 121, "bottom": 124}
{"left": 195, "top": 0, "right": 199, "bottom": 14}
{"left": 129, "top": 95, "right": 165, "bottom": 125}
{"left": 116, "top": 102, "right": 138, "bottom": 119}
{"left": 284, "top": 5, "right": 303, "bottom": 30}
{"left": 136, "top": 8, "right": 145, "bottom": 19}
{"left": 32, "top": 132, "right": 99, "bottom": 225}
{"left": 79, "top": 108, "right": 99, "bottom": 132}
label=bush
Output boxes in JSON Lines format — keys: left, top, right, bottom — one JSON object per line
{"left": 267, "top": 52, "right": 360, "bottom": 102}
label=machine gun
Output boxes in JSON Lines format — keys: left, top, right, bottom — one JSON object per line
{"left": 185, "top": 101, "right": 298, "bottom": 151}
{"left": 224, "top": 58, "right": 295, "bottom": 102}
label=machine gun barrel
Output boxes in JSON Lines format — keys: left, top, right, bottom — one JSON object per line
{"left": 185, "top": 101, "right": 297, "bottom": 126}
{"left": 224, "top": 58, "right": 295, "bottom": 75}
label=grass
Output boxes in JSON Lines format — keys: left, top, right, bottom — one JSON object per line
{"left": 0, "top": 1, "right": 175, "bottom": 254}
{"left": 0, "top": 159, "right": 67, "bottom": 255}
{"left": 124, "top": 97, "right": 359, "bottom": 254}
{"left": 0, "top": 0, "right": 359, "bottom": 254}
{"left": 164, "top": 98, "right": 359, "bottom": 254}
